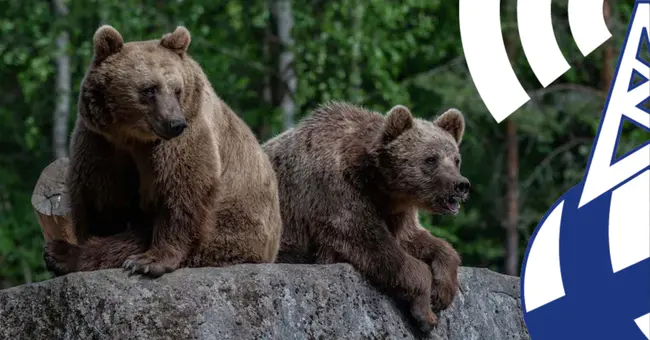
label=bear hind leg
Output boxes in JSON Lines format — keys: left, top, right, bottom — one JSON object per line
{"left": 44, "top": 229, "right": 149, "bottom": 276}
{"left": 184, "top": 208, "right": 276, "bottom": 268}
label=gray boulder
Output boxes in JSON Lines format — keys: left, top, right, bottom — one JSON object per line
{"left": 0, "top": 264, "right": 529, "bottom": 340}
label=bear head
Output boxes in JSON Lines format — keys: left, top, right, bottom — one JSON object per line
{"left": 372, "top": 105, "right": 470, "bottom": 215}
{"left": 79, "top": 25, "right": 199, "bottom": 142}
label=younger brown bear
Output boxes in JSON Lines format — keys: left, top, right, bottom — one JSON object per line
{"left": 44, "top": 25, "right": 282, "bottom": 278}
{"left": 262, "top": 102, "right": 469, "bottom": 332}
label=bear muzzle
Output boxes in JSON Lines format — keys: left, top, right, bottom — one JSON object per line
{"left": 150, "top": 118, "right": 187, "bottom": 140}
{"left": 440, "top": 177, "right": 471, "bottom": 214}
{"left": 454, "top": 177, "right": 470, "bottom": 197}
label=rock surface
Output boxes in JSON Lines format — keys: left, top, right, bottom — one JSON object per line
{"left": 0, "top": 264, "right": 529, "bottom": 340}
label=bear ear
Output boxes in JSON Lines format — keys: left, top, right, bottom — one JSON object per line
{"left": 433, "top": 108, "right": 465, "bottom": 145}
{"left": 382, "top": 105, "right": 414, "bottom": 142}
{"left": 92, "top": 25, "right": 124, "bottom": 64}
{"left": 160, "top": 26, "right": 191, "bottom": 56}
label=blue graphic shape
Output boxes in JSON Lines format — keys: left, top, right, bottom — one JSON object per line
{"left": 628, "top": 69, "right": 648, "bottom": 91}
{"left": 521, "top": 180, "right": 650, "bottom": 340}
{"left": 520, "top": 1, "right": 650, "bottom": 339}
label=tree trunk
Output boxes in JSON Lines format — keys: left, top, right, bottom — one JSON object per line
{"left": 504, "top": 1, "right": 520, "bottom": 276}
{"left": 258, "top": 0, "right": 274, "bottom": 141}
{"left": 505, "top": 119, "right": 520, "bottom": 276}
{"left": 31, "top": 158, "right": 75, "bottom": 245}
{"left": 52, "top": 0, "right": 71, "bottom": 159}
{"left": 602, "top": 0, "right": 613, "bottom": 93}
{"left": 349, "top": 0, "right": 364, "bottom": 103}
{"left": 271, "top": 0, "right": 296, "bottom": 130}
{"left": 263, "top": 0, "right": 274, "bottom": 107}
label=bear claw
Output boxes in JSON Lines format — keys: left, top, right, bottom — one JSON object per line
{"left": 410, "top": 301, "right": 438, "bottom": 334}
{"left": 122, "top": 253, "right": 174, "bottom": 278}
{"left": 416, "top": 310, "right": 438, "bottom": 333}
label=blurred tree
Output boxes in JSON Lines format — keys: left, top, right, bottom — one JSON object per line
{"left": 271, "top": 0, "right": 297, "bottom": 130}
{"left": 503, "top": 0, "right": 520, "bottom": 277}
{"left": 52, "top": 0, "right": 72, "bottom": 159}
{"left": 602, "top": 0, "right": 613, "bottom": 93}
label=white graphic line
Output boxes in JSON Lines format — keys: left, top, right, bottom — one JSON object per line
{"left": 523, "top": 201, "right": 566, "bottom": 312}
{"left": 608, "top": 170, "right": 650, "bottom": 273}
{"left": 517, "top": 0, "right": 571, "bottom": 87}
{"left": 568, "top": 0, "right": 613, "bottom": 57}
{"left": 459, "top": 0, "right": 530, "bottom": 123}
{"left": 578, "top": 3, "right": 650, "bottom": 208}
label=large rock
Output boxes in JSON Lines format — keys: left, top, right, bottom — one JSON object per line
{"left": 0, "top": 264, "right": 529, "bottom": 340}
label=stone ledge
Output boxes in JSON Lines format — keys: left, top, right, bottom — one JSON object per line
{"left": 0, "top": 264, "right": 529, "bottom": 340}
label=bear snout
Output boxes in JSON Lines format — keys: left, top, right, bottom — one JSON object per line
{"left": 454, "top": 177, "right": 470, "bottom": 197}
{"left": 150, "top": 117, "right": 187, "bottom": 140}
{"left": 166, "top": 118, "right": 187, "bottom": 138}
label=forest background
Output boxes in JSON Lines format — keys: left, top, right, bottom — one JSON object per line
{"left": 0, "top": 0, "right": 646, "bottom": 288}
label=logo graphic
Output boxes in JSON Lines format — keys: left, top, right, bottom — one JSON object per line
{"left": 519, "top": 1, "right": 650, "bottom": 339}
{"left": 459, "top": 0, "right": 613, "bottom": 123}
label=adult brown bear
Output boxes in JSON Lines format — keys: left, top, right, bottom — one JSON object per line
{"left": 262, "top": 102, "right": 469, "bottom": 332}
{"left": 44, "top": 25, "right": 282, "bottom": 278}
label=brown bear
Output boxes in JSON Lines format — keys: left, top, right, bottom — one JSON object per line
{"left": 261, "top": 102, "right": 469, "bottom": 332}
{"left": 44, "top": 25, "right": 282, "bottom": 278}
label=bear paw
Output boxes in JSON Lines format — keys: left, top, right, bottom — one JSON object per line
{"left": 410, "top": 302, "right": 438, "bottom": 333}
{"left": 44, "top": 240, "right": 80, "bottom": 277}
{"left": 122, "top": 252, "right": 179, "bottom": 278}
{"left": 430, "top": 274, "right": 459, "bottom": 312}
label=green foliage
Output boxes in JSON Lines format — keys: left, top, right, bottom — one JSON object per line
{"left": 0, "top": 0, "right": 645, "bottom": 287}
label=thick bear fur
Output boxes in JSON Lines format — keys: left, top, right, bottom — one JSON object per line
{"left": 262, "top": 102, "right": 469, "bottom": 332}
{"left": 44, "top": 25, "right": 282, "bottom": 278}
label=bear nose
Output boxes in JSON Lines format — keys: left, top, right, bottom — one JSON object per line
{"left": 455, "top": 178, "right": 470, "bottom": 194}
{"left": 166, "top": 119, "right": 187, "bottom": 138}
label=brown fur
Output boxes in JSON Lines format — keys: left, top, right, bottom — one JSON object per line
{"left": 44, "top": 25, "right": 282, "bottom": 278}
{"left": 261, "top": 102, "right": 469, "bottom": 332}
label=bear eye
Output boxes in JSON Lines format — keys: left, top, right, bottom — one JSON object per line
{"left": 454, "top": 157, "right": 461, "bottom": 167}
{"left": 175, "top": 89, "right": 182, "bottom": 99}
{"left": 425, "top": 155, "right": 439, "bottom": 165}
{"left": 141, "top": 86, "right": 157, "bottom": 98}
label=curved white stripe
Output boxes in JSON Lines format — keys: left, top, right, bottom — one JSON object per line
{"left": 459, "top": 0, "right": 530, "bottom": 123}
{"left": 523, "top": 201, "right": 566, "bottom": 312}
{"left": 635, "top": 313, "right": 650, "bottom": 339}
{"left": 568, "top": 0, "right": 612, "bottom": 56}
{"left": 609, "top": 170, "right": 650, "bottom": 273}
{"left": 517, "top": 0, "right": 570, "bottom": 87}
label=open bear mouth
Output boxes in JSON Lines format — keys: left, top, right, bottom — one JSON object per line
{"left": 444, "top": 196, "right": 462, "bottom": 213}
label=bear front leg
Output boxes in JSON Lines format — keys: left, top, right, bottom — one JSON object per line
{"left": 325, "top": 224, "right": 437, "bottom": 333}
{"left": 122, "top": 199, "right": 213, "bottom": 277}
{"left": 122, "top": 170, "right": 219, "bottom": 278}
{"left": 399, "top": 228, "right": 461, "bottom": 312}
{"left": 121, "top": 130, "right": 223, "bottom": 277}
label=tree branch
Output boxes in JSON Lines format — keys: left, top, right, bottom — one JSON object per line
{"left": 530, "top": 84, "right": 607, "bottom": 99}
